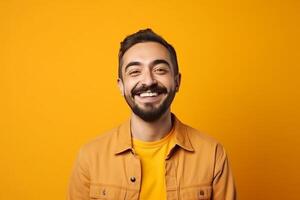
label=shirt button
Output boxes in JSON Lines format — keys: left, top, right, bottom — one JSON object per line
{"left": 199, "top": 190, "right": 204, "bottom": 196}
{"left": 130, "top": 177, "right": 136, "bottom": 182}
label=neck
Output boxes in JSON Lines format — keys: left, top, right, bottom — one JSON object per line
{"left": 130, "top": 110, "right": 173, "bottom": 142}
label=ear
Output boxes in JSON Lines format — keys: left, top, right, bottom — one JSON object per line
{"left": 117, "top": 78, "right": 125, "bottom": 96}
{"left": 175, "top": 73, "right": 181, "bottom": 92}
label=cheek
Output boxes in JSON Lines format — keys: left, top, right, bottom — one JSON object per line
{"left": 123, "top": 78, "right": 139, "bottom": 90}
{"left": 159, "top": 78, "right": 176, "bottom": 89}
{"left": 123, "top": 83, "right": 135, "bottom": 95}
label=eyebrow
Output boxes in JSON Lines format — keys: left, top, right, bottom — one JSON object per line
{"left": 124, "top": 61, "right": 142, "bottom": 73}
{"left": 151, "top": 59, "right": 171, "bottom": 68}
{"left": 124, "top": 59, "right": 171, "bottom": 73}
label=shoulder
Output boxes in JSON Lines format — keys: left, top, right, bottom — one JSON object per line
{"left": 181, "top": 122, "right": 226, "bottom": 155}
{"left": 78, "top": 126, "right": 120, "bottom": 158}
{"left": 181, "top": 122, "right": 217, "bottom": 144}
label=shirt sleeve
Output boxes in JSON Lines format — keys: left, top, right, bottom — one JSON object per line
{"left": 212, "top": 143, "right": 237, "bottom": 200}
{"left": 67, "top": 148, "right": 90, "bottom": 200}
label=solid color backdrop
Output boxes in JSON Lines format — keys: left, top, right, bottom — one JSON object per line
{"left": 1, "top": 0, "right": 299, "bottom": 199}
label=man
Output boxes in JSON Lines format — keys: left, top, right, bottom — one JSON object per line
{"left": 67, "top": 29, "right": 237, "bottom": 200}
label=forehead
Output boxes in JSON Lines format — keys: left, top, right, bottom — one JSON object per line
{"left": 122, "top": 42, "right": 172, "bottom": 67}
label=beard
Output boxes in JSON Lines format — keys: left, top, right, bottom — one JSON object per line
{"left": 124, "top": 83, "right": 176, "bottom": 122}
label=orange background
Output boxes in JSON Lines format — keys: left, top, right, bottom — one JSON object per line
{"left": 1, "top": 0, "right": 299, "bottom": 199}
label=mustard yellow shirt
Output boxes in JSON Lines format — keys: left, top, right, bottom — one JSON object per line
{"left": 133, "top": 128, "right": 175, "bottom": 200}
{"left": 68, "top": 114, "right": 237, "bottom": 200}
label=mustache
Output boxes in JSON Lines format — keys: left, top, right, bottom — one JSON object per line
{"left": 131, "top": 83, "right": 168, "bottom": 96}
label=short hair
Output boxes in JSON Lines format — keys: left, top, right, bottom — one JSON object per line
{"left": 118, "top": 28, "right": 179, "bottom": 79}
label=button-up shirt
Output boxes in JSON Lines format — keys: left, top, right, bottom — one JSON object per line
{"left": 67, "top": 115, "right": 237, "bottom": 200}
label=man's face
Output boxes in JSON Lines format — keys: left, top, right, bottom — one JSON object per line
{"left": 118, "top": 42, "right": 180, "bottom": 122}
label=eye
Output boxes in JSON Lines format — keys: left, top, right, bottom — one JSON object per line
{"left": 128, "top": 70, "right": 141, "bottom": 76}
{"left": 154, "top": 67, "right": 169, "bottom": 74}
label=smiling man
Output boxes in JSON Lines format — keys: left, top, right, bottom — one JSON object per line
{"left": 67, "top": 29, "right": 237, "bottom": 200}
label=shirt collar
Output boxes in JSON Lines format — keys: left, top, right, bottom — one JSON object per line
{"left": 114, "top": 113, "right": 194, "bottom": 155}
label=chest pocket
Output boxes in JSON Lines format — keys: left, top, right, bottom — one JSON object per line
{"left": 90, "top": 184, "right": 126, "bottom": 200}
{"left": 180, "top": 185, "right": 212, "bottom": 200}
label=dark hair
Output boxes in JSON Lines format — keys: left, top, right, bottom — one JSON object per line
{"left": 118, "top": 28, "right": 179, "bottom": 79}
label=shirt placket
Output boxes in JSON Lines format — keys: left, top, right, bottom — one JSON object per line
{"left": 124, "top": 151, "right": 142, "bottom": 200}
{"left": 165, "top": 158, "right": 179, "bottom": 200}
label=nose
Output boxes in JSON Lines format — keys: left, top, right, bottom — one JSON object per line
{"left": 141, "top": 69, "right": 157, "bottom": 86}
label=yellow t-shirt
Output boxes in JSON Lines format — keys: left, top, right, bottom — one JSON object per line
{"left": 133, "top": 128, "right": 175, "bottom": 200}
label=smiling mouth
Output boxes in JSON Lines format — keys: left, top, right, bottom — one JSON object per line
{"left": 134, "top": 89, "right": 164, "bottom": 98}
{"left": 133, "top": 90, "right": 165, "bottom": 103}
{"left": 132, "top": 84, "right": 167, "bottom": 100}
{"left": 139, "top": 91, "right": 159, "bottom": 97}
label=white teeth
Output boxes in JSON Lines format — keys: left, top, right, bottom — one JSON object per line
{"left": 140, "top": 92, "right": 158, "bottom": 97}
